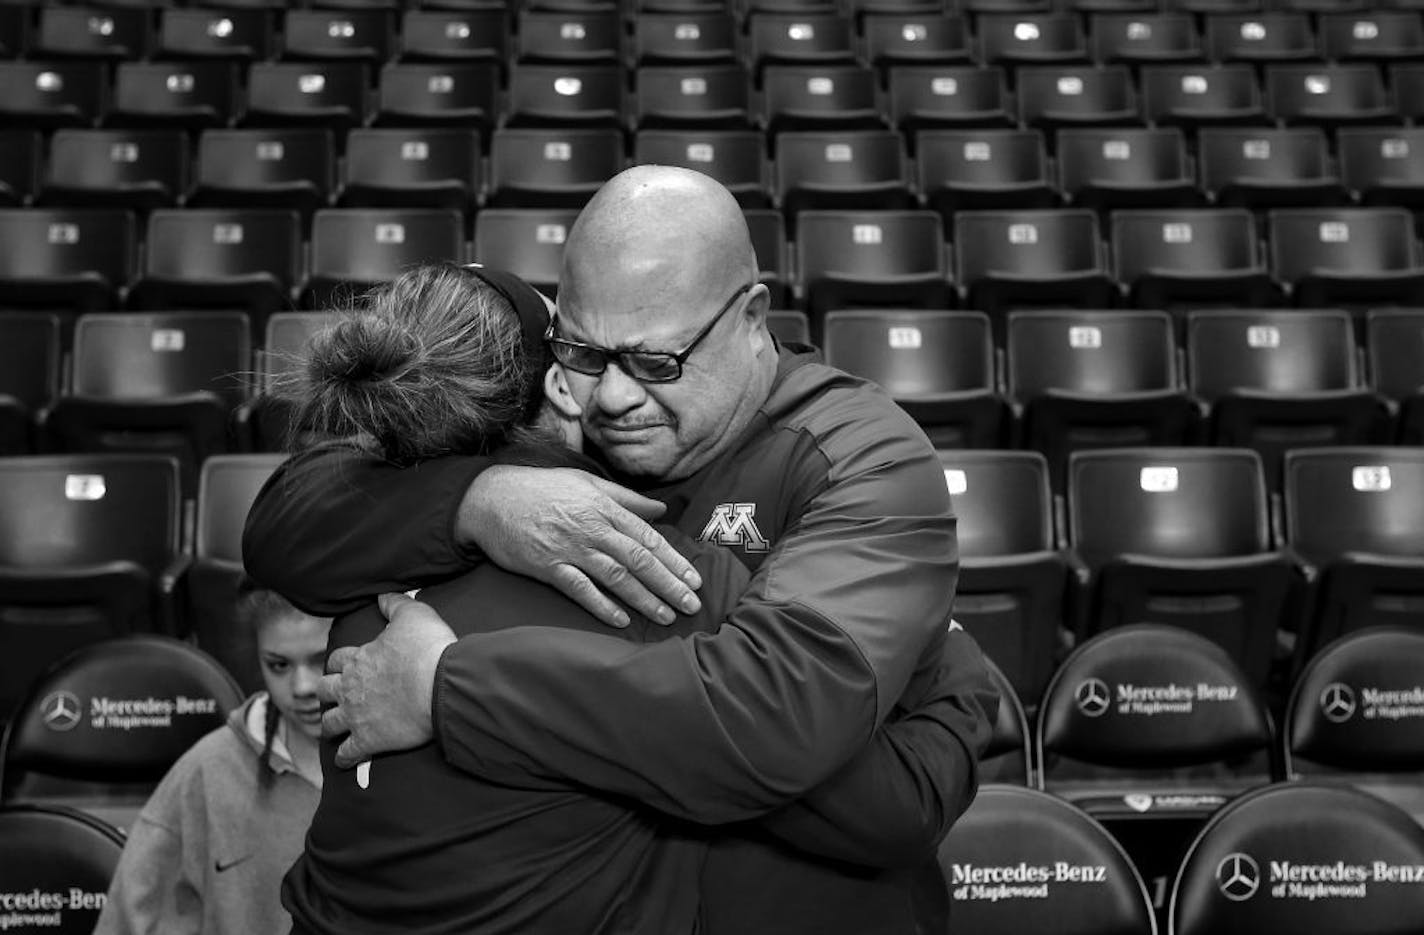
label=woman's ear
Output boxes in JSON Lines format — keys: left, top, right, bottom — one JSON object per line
{"left": 544, "top": 364, "right": 583, "bottom": 419}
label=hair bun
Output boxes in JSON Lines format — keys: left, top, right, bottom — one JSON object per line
{"left": 316, "top": 316, "right": 419, "bottom": 386}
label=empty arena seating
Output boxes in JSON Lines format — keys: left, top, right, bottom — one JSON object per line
{"left": 1169, "top": 783, "right": 1424, "bottom": 935}
{"left": 1, "top": 635, "right": 242, "bottom": 831}
{"left": 0, "top": 805, "right": 124, "bottom": 935}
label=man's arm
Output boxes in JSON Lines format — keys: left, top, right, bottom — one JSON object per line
{"left": 753, "top": 626, "right": 999, "bottom": 868}
{"left": 242, "top": 445, "right": 698, "bottom": 624}
{"left": 427, "top": 395, "right": 960, "bottom": 823}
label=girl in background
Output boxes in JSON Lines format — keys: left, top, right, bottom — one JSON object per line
{"left": 94, "top": 580, "right": 330, "bottom": 935}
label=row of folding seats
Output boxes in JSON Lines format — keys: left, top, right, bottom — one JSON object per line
{"left": 5, "top": 634, "right": 1422, "bottom": 933}
{"left": 4, "top": 206, "right": 1422, "bottom": 321}
{"left": 826, "top": 307, "right": 1421, "bottom": 458}
{"left": 10, "top": 124, "right": 1424, "bottom": 226}
{"left": 13, "top": 57, "right": 1424, "bottom": 132}
{"left": 9, "top": 5, "right": 1424, "bottom": 70}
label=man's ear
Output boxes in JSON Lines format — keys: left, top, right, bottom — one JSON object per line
{"left": 543, "top": 363, "right": 583, "bottom": 419}
{"left": 744, "top": 282, "right": 771, "bottom": 355}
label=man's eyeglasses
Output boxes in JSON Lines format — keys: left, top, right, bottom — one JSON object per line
{"left": 545, "top": 282, "right": 754, "bottom": 384}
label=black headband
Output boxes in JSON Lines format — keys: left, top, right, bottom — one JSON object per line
{"left": 460, "top": 264, "right": 550, "bottom": 365}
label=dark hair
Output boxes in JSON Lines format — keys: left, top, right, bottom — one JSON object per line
{"left": 235, "top": 576, "right": 301, "bottom": 789}
{"left": 281, "top": 263, "right": 554, "bottom": 464}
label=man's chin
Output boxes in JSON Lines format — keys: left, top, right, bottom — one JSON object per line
{"left": 596, "top": 439, "right": 675, "bottom": 480}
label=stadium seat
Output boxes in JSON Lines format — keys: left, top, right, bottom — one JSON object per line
{"left": 107, "top": 61, "right": 241, "bottom": 131}
{"left": 281, "top": 8, "right": 392, "bottom": 63}
{"left": 374, "top": 63, "right": 500, "bottom": 138}
{"left": 916, "top": 129, "right": 1058, "bottom": 217}
{"left": 1393, "top": 63, "right": 1424, "bottom": 122}
{"left": 517, "top": 8, "right": 623, "bottom": 64}
{"left": 1016, "top": 65, "right": 1139, "bottom": 130}
{"left": 156, "top": 7, "right": 275, "bottom": 61}
{"left": 1198, "top": 127, "right": 1347, "bottom": 209}
{"left": 978, "top": 15, "right": 1090, "bottom": 66}
{"left": 0, "top": 130, "right": 40, "bottom": 207}
{"left": 0, "top": 4, "right": 26, "bottom": 59}
{"left": 1269, "top": 207, "right": 1424, "bottom": 308}
{"left": 766, "top": 309, "right": 811, "bottom": 345}
{"left": 980, "top": 661, "right": 1035, "bottom": 785}
{"left": 1266, "top": 65, "right": 1394, "bottom": 127}
{"left": 129, "top": 209, "right": 302, "bottom": 328}
{"left": 936, "top": 449, "right": 1067, "bottom": 705}
{"left": 773, "top": 130, "right": 913, "bottom": 221}
{"left": 242, "top": 62, "right": 369, "bottom": 136}
{"left": 794, "top": 209, "right": 953, "bottom": 328}
{"left": 634, "top": 12, "right": 738, "bottom": 65}
{"left": 1366, "top": 308, "right": 1424, "bottom": 442}
{"left": 822, "top": 310, "right": 1007, "bottom": 447}
{"left": 487, "top": 128, "right": 625, "bottom": 209}
{"left": 863, "top": 14, "right": 973, "bottom": 78}
{"left": 1056, "top": 127, "right": 1199, "bottom": 211}
{"left": 0, "top": 209, "right": 135, "bottom": 316}
{"left": 761, "top": 65, "right": 883, "bottom": 137}
{"left": 39, "top": 130, "right": 188, "bottom": 212}
{"left": 0, "top": 455, "right": 183, "bottom": 720}
{"left": 1141, "top": 64, "right": 1267, "bottom": 128}
{"left": 503, "top": 64, "right": 625, "bottom": 129}
{"left": 304, "top": 208, "right": 465, "bottom": 307}
{"left": 888, "top": 66, "right": 1015, "bottom": 133}
{"left": 745, "top": 208, "right": 791, "bottom": 306}
{"left": 1187, "top": 309, "right": 1386, "bottom": 486}
{"left": 0, "top": 313, "right": 61, "bottom": 455}
{"left": 633, "top": 130, "right": 768, "bottom": 207}
{"left": 1205, "top": 13, "right": 1319, "bottom": 64}
{"left": 953, "top": 209, "right": 1116, "bottom": 315}
{"left": 0, "top": 62, "right": 108, "bottom": 131}
{"left": 240, "top": 311, "right": 337, "bottom": 452}
{"left": 1091, "top": 12, "right": 1205, "bottom": 65}
{"left": 1283, "top": 449, "right": 1424, "bottom": 657}
{"left": 43, "top": 312, "right": 252, "bottom": 494}
{"left": 340, "top": 127, "right": 483, "bottom": 212}
{"left": 747, "top": 12, "right": 857, "bottom": 78}
{"left": 634, "top": 64, "right": 752, "bottom": 129}
{"left": 192, "top": 128, "right": 335, "bottom": 219}
{"left": 1285, "top": 627, "right": 1424, "bottom": 822}
{"left": 1037, "top": 625, "right": 1275, "bottom": 824}
{"left": 1006, "top": 310, "right": 1195, "bottom": 490}
{"left": 0, "top": 805, "right": 123, "bottom": 933}
{"left": 399, "top": 8, "right": 508, "bottom": 66}
{"left": 1065, "top": 449, "right": 1292, "bottom": 686}
{"left": 1112, "top": 208, "right": 1277, "bottom": 309}
{"left": 1338, "top": 127, "right": 1424, "bottom": 208}
{"left": 0, "top": 636, "right": 243, "bottom": 832}
{"left": 1169, "top": 783, "right": 1424, "bottom": 935}
{"left": 33, "top": 6, "right": 149, "bottom": 61}
{"left": 188, "top": 454, "right": 288, "bottom": 693}
{"left": 1321, "top": 11, "right": 1424, "bottom": 61}
{"left": 935, "top": 785, "right": 1156, "bottom": 934}
{"left": 472, "top": 209, "right": 579, "bottom": 296}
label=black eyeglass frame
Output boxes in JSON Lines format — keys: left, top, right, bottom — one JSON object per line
{"left": 544, "top": 281, "right": 755, "bottom": 384}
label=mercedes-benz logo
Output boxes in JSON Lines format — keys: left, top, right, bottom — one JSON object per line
{"left": 1320, "top": 682, "right": 1356, "bottom": 724}
{"left": 1216, "top": 853, "right": 1260, "bottom": 902}
{"left": 1075, "top": 678, "right": 1110, "bottom": 717}
{"left": 40, "top": 691, "right": 81, "bottom": 732}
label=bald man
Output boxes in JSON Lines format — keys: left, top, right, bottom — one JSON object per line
{"left": 245, "top": 167, "right": 996, "bottom": 934}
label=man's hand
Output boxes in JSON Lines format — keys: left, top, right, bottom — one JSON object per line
{"left": 319, "top": 593, "right": 458, "bottom": 769}
{"left": 459, "top": 465, "right": 703, "bottom": 629}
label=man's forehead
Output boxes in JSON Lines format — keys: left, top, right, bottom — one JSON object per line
{"left": 559, "top": 298, "right": 701, "bottom": 349}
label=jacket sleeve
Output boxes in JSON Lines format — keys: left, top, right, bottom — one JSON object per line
{"left": 431, "top": 391, "right": 959, "bottom": 824}
{"left": 241, "top": 444, "right": 489, "bottom": 617}
{"left": 752, "top": 625, "right": 999, "bottom": 868}
{"left": 91, "top": 791, "right": 202, "bottom": 935}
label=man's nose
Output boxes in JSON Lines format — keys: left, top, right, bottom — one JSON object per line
{"left": 593, "top": 361, "right": 647, "bottom": 415}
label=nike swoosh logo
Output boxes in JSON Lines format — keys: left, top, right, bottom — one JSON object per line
{"left": 214, "top": 855, "right": 253, "bottom": 873}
